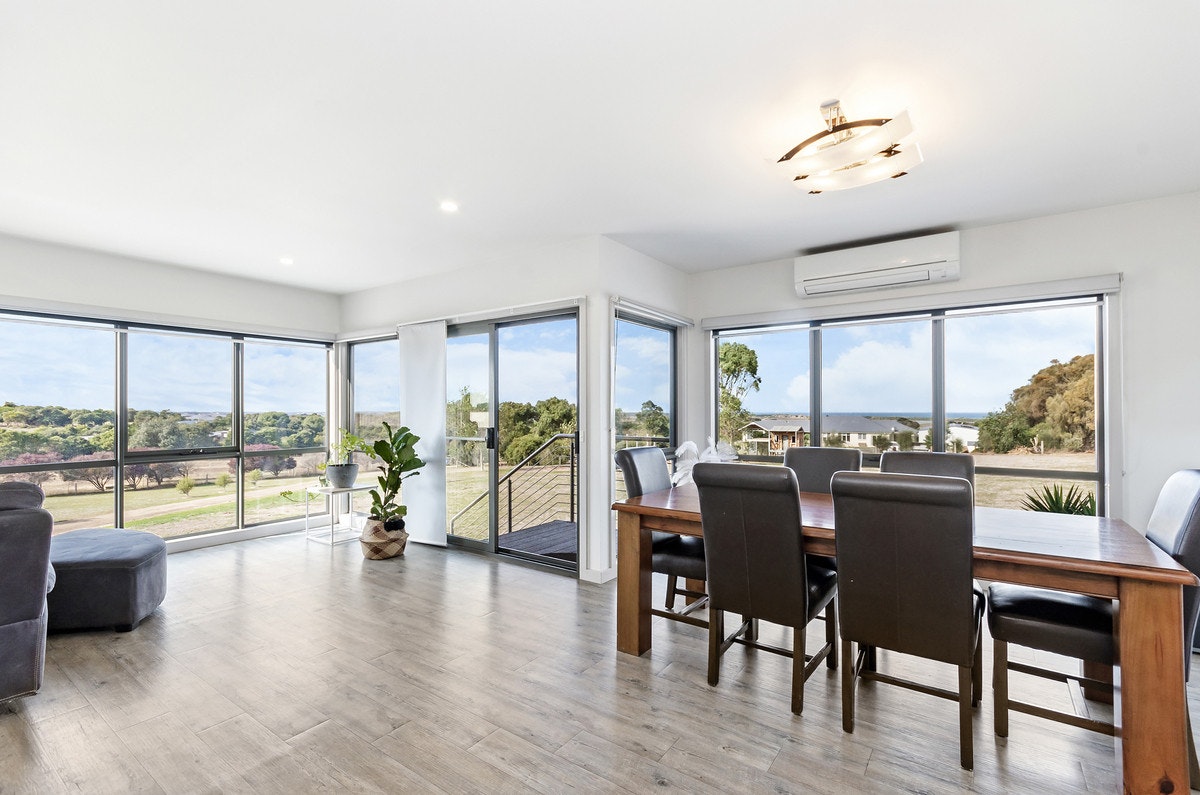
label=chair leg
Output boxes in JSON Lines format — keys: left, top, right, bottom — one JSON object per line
{"left": 842, "top": 639, "right": 856, "bottom": 733}
{"left": 791, "top": 625, "right": 808, "bottom": 714}
{"left": 1188, "top": 702, "right": 1200, "bottom": 790}
{"left": 665, "top": 575, "right": 679, "bottom": 610}
{"left": 708, "top": 609, "right": 724, "bottom": 687}
{"left": 959, "top": 665, "right": 974, "bottom": 770}
{"left": 972, "top": 633, "right": 983, "bottom": 707}
{"left": 824, "top": 599, "right": 838, "bottom": 670}
{"left": 743, "top": 616, "right": 758, "bottom": 642}
{"left": 993, "top": 637, "right": 1009, "bottom": 738}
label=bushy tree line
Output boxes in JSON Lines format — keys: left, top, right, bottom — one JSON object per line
{"left": 499, "top": 397, "right": 576, "bottom": 465}
{"left": 614, "top": 400, "right": 670, "bottom": 444}
{"left": 1, "top": 402, "right": 325, "bottom": 465}
{"left": 977, "top": 354, "right": 1094, "bottom": 453}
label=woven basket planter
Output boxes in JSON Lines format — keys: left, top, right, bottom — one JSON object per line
{"left": 359, "top": 518, "right": 408, "bottom": 559}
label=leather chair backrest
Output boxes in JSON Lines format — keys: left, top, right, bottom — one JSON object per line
{"left": 614, "top": 446, "right": 672, "bottom": 498}
{"left": 784, "top": 446, "right": 863, "bottom": 494}
{"left": 831, "top": 470, "right": 976, "bottom": 667}
{"left": 880, "top": 450, "right": 976, "bottom": 489}
{"left": 1145, "top": 469, "right": 1200, "bottom": 672}
{"left": 693, "top": 462, "right": 810, "bottom": 627}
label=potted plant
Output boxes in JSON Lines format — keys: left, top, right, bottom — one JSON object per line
{"left": 324, "top": 429, "right": 374, "bottom": 489}
{"left": 359, "top": 422, "right": 426, "bottom": 559}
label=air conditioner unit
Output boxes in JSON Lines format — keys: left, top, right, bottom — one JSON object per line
{"left": 795, "top": 231, "right": 960, "bottom": 298}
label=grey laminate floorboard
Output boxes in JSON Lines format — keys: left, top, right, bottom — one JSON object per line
{"left": 0, "top": 533, "right": 1178, "bottom": 793}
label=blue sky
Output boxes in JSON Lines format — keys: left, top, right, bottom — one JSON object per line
{"left": 445, "top": 317, "right": 579, "bottom": 409}
{"left": 2, "top": 302, "right": 1096, "bottom": 418}
{"left": 0, "top": 321, "right": 327, "bottom": 414}
{"left": 722, "top": 303, "right": 1096, "bottom": 414}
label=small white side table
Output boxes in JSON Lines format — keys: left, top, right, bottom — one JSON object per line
{"left": 304, "top": 485, "right": 372, "bottom": 545}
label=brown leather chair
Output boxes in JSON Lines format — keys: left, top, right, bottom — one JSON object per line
{"left": 880, "top": 450, "right": 975, "bottom": 487}
{"left": 784, "top": 446, "right": 862, "bottom": 570}
{"left": 987, "top": 469, "right": 1200, "bottom": 781}
{"left": 693, "top": 462, "right": 837, "bottom": 715}
{"left": 831, "top": 470, "right": 983, "bottom": 770}
{"left": 615, "top": 446, "right": 708, "bottom": 624}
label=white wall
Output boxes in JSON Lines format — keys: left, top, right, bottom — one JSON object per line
{"left": 340, "top": 235, "right": 690, "bottom": 582}
{"left": 684, "top": 191, "right": 1200, "bottom": 530}
{"left": 0, "top": 232, "right": 340, "bottom": 338}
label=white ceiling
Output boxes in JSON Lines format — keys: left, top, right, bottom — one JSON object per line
{"left": 1, "top": 2, "right": 1197, "bottom": 294}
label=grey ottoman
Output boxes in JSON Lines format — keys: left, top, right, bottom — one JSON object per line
{"left": 47, "top": 528, "right": 167, "bottom": 633}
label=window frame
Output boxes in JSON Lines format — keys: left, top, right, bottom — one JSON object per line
{"left": 711, "top": 294, "right": 1106, "bottom": 512}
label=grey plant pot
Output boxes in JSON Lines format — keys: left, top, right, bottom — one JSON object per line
{"left": 325, "top": 463, "right": 359, "bottom": 488}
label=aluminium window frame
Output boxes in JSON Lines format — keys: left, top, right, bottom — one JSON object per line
{"left": 711, "top": 294, "right": 1107, "bottom": 513}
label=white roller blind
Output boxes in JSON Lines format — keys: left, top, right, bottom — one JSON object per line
{"left": 398, "top": 320, "right": 448, "bottom": 546}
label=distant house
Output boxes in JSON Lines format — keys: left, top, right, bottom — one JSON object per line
{"left": 948, "top": 422, "right": 980, "bottom": 452}
{"left": 740, "top": 415, "right": 910, "bottom": 454}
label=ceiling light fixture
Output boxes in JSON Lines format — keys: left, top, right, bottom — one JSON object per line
{"left": 778, "top": 99, "right": 922, "bottom": 194}
{"left": 279, "top": 257, "right": 294, "bottom": 266}
{"left": 439, "top": 200, "right": 459, "bottom": 213}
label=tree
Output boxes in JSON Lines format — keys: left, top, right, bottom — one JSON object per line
{"left": 446, "top": 387, "right": 481, "bottom": 466}
{"left": 637, "top": 401, "right": 670, "bottom": 440}
{"left": 215, "top": 472, "right": 232, "bottom": 490}
{"left": 823, "top": 433, "right": 845, "bottom": 448}
{"left": 717, "top": 342, "right": 761, "bottom": 447}
{"left": 978, "top": 355, "right": 1094, "bottom": 453}
{"left": 175, "top": 476, "right": 195, "bottom": 496}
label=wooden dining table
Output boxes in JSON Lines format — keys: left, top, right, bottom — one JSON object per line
{"left": 613, "top": 482, "right": 1198, "bottom": 794}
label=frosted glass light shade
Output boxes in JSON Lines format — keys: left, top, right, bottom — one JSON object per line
{"left": 796, "top": 143, "right": 924, "bottom": 193}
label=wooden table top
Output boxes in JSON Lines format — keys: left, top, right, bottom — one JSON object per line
{"left": 614, "top": 483, "right": 1197, "bottom": 587}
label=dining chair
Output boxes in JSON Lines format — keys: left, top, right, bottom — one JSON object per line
{"left": 783, "top": 446, "right": 863, "bottom": 494}
{"left": 880, "top": 450, "right": 975, "bottom": 487}
{"left": 783, "top": 446, "right": 862, "bottom": 570}
{"left": 692, "top": 462, "right": 837, "bottom": 715}
{"left": 831, "top": 470, "right": 983, "bottom": 770}
{"left": 615, "top": 446, "right": 708, "bottom": 625}
{"left": 987, "top": 469, "right": 1200, "bottom": 782}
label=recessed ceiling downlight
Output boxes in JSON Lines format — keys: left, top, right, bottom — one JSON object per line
{"left": 439, "top": 200, "right": 459, "bottom": 213}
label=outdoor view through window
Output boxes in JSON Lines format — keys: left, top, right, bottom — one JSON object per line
{"left": 0, "top": 314, "right": 329, "bottom": 538}
{"left": 716, "top": 299, "right": 1100, "bottom": 510}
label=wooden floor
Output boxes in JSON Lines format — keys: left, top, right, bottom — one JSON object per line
{"left": 1, "top": 533, "right": 1193, "bottom": 793}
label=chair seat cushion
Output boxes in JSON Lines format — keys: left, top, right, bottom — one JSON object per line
{"left": 987, "top": 582, "right": 1114, "bottom": 664}
{"left": 650, "top": 531, "right": 682, "bottom": 552}
{"left": 806, "top": 562, "right": 838, "bottom": 620}
{"left": 652, "top": 535, "right": 706, "bottom": 580}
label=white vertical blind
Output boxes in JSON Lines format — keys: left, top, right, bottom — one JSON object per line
{"left": 397, "top": 320, "right": 448, "bottom": 546}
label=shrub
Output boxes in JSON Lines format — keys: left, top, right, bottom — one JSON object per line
{"left": 1021, "top": 483, "right": 1096, "bottom": 515}
{"left": 175, "top": 476, "right": 195, "bottom": 496}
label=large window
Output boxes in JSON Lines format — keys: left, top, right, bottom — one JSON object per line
{"left": 713, "top": 296, "right": 1103, "bottom": 510}
{"left": 0, "top": 311, "right": 330, "bottom": 538}
{"left": 350, "top": 338, "right": 400, "bottom": 442}
{"left": 614, "top": 315, "right": 677, "bottom": 451}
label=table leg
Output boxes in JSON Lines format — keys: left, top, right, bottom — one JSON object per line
{"left": 1116, "top": 579, "right": 1188, "bottom": 793}
{"left": 617, "top": 511, "right": 652, "bottom": 655}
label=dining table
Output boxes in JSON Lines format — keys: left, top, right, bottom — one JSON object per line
{"left": 612, "top": 482, "right": 1199, "bottom": 795}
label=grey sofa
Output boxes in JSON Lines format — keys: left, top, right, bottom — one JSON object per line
{"left": 0, "top": 482, "right": 54, "bottom": 703}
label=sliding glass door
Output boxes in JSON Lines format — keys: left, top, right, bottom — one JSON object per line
{"left": 446, "top": 313, "right": 579, "bottom": 568}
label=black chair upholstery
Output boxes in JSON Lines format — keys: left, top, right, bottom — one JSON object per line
{"left": 693, "top": 462, "right": 837, "bottom": 715}
{"left": 880, "top": 450, "right": 975, "bottom": 487}
{"left": 832, "top": 470, "right": 983, "bottom": 770}
{"left": 784, "top": 446, "right": 862, "bottom": 569}
{"left": 614, "top": 446, "right": 708, "bottom": 623}
{"left": 784, "top": 446, "right": 863, "bottom": 494}
{"left": 988, "top": 469, "right": 1200, "bottom": 779}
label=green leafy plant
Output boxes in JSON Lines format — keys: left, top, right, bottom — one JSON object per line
{"left": 367, "top": 422, "right": 426, "bottom": 522}
{"left": 1021, "top": 483, "right": 1096, "bottom": 516}
{"left": 329, "top": 429, "right": 374, "bottom": 464}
